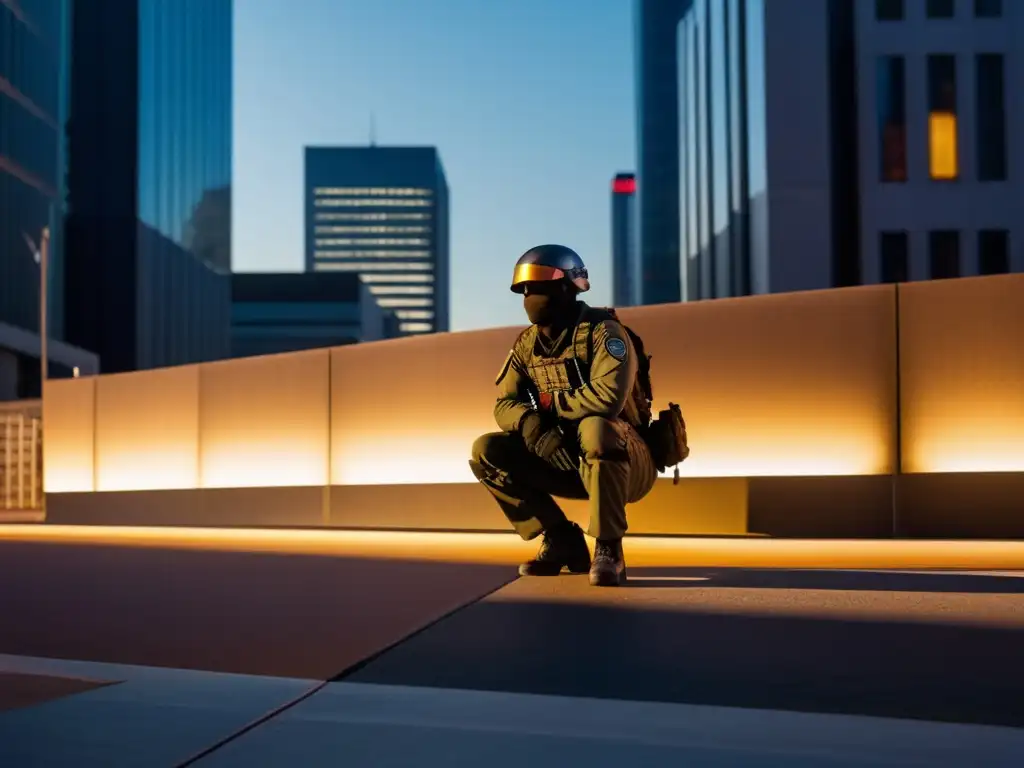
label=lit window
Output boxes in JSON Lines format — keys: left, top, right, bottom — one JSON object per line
{"left": 399, "top": 322, "right": 434, "bottom": 333}
{"left": 313, "top": 187, "right": 433, "bottom": 196}
{"left": 927, "top": 55, "right": 958, "bottom": 181}
{"left": 314, "top": 225, "right": 430, "bottom": 234}
{"left": 313, "top": 261, "right": 434, "bottom": 272}
{"left": 368, "top": 285, "right": 433, "bottom": 296}
{"left": 312, "top": 249, "right": 432, "bottom": 259}
{"left": 928, "top": 113, "right": 958, "bottom": 178}
{"left": 314, "top": 212, "right": 431, "bottom": 221}
{"left": 359, "top": 273, "right": 434, "bottom": 283}
{"left": 314, "top": 198, "right": 433, "bottom": 208}
{"left": 376, "top": 297, "right": 433, "bottom": 308}
{"left": 307, "top": 237, "right": 428, "bottom": 246}
{"left": 394, "top": 309, "right": 435, "bottom": 320}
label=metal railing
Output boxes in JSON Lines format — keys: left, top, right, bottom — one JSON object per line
{"left": 0, "top": 401, "right": 43, "bottom": 512}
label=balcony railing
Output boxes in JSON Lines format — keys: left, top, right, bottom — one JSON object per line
{"left": 0, "top": 400, "right": 43, "bottom": 512}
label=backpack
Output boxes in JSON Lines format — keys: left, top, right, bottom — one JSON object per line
{"left": 587, "top": 307, "right": 690, "bottom": 482}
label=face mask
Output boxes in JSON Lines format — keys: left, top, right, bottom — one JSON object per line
{"left": 524, "top": 293, "right": 556, "bottom": 325}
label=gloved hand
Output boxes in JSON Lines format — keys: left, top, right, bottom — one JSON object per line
{"left": 521, "top": 414, "right": 577, "bottom": 472}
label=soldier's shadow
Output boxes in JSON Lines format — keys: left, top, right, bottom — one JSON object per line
{"left": 623, "top": 567, "right": 1024, "bottom": 594}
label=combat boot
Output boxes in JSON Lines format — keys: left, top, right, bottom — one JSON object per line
{"left": 589, "top": 538, "right": 626, "bottom": 587}
{"left": 519, "top": 521, "right": 591, "bottom": 576}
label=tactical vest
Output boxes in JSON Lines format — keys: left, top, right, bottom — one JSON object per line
{"left": 513, "top": 306, "right": 654, "bottom": 429}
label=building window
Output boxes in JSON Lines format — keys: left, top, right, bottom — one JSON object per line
{"left": 974, "top": 0, "right": 1002, "bottom": 17}
{"left": 975, "top": 54, "right": 1007, "bottom": 181}
{"left": 877, "top": 56, "right": 907, "bottom": 182}
{"left": 880, "top": 231, "right": 909, "bottom": 282}
{"left": 929, "top": 230, "right": 960, "bottom": 278}
{"left": 875, "top": 0, "right": 903, "bottom": 20}
{"left": 927, "top": 0, "right": 955, "bottom": 17}
{"left": 978, "top": 230, "right": 1009, "bottom": 274}
{"left": 927, "top": 55, "right": 958, "bottom": 180}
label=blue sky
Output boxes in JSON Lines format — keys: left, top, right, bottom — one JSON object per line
{"left": 234, "top": 0, "right": 635, "bottom": 332}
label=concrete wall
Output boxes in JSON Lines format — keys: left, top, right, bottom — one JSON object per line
{"left": 41, "top": 276, "right": 1024, "bottom": 537}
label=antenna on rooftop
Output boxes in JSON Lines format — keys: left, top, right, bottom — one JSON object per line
{"left": 369, "top": 113, "right": 377, "bottom": 147}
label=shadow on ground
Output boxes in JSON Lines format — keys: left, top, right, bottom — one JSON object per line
{"left": 622, "top": 567, "right": 1024, "bottom": 593}
{"left": 344, "top": 568, "right": 1024, "bottom": 728}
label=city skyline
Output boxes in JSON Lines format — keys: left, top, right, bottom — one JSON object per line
{"left": 234, "top": 0, "right": 634, "bottom": 333}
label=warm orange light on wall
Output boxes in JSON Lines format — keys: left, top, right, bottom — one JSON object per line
{"left": 928, "top": 112, "right": 958, "bottom": 180}
{"left": 94, "top": 366, "right": 200, "bottom": 492}
{"left": 899, "top": 275, "right": 1024, "bottom": 473}
{"left": 331, "top": 287, "right": 898, "bottom": 484}
{"left": 198, "top": 351, "right": 331, "bottom": 488}
{"left": 42, "top": 378, "right": 96, "bottom": 493}
{"left": 42, "top": 279, "right": 1024, "bottom": 496}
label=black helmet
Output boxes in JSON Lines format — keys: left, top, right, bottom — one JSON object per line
{"left": 510, "top": 244, "right": 590, "bottom": 294}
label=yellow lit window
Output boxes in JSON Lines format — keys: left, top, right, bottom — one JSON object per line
{"left": 929, "top": 112, "right": 958, "bottom": 180}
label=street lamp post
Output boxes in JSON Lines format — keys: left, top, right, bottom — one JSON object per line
{"left": 22, "top": 226, "right": 50, "bottom": 387}
{"left": 39, "top": 227, "right": 49, "bottom": 385}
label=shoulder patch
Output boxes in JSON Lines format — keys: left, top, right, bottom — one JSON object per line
{"left": 604, "top": 336, "right": 627, "bottom": 361}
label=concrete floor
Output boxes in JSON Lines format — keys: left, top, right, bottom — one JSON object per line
{"left": 2, "top": 527, "right": 1024, "bottom": 765}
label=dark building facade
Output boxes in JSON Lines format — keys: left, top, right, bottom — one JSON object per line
{"left": 65, "top": 0, "right": 232, "bottom": 373}
{"left": 678, "top": 0, "right": 860, "bottom": 300}
{"left": 634, "top": 0, "right": 686, "bottom": 306}
{"left": 610, "top": 173, "right": 640, "bottom": 307}
{"left": 304, "top": 146, "right": 449, "bottom": 336}
{"left": 231, "top": 272, "right": 394, "bottom": 359}
{"left": 0, "top": 0, "right": 95, "bottom": 398}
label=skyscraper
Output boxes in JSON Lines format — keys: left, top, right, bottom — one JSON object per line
{"left": 305, "top": 146, "right": 450, "bottom": 336}
{"left": 678, "top": 0, "right": 1022, "bottom": 299}
{"left": 678, "top": 0, "right": 856, "bottom": 300}
{"left": 0, "top": 0, "right": 97, "bottom": 398}
{"left": 634, "top": 0, "right": 687, "bottom": 306}
{"left": 64, "top": 0, "right": 233, "bottom": 373}
{"left": 610, "top": 173, "right": 641, "bottom": 307}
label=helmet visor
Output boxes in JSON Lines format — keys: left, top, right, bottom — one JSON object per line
{"left": 510, "top": 263, "right": 565, "bottom": 292}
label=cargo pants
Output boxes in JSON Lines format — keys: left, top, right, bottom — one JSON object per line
{"left": 469, "top": 414, "right": 658, "bottom": 541}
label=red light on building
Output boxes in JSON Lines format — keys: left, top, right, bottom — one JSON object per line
{"left": 612, "top": 175, "right": 636, "bottom": 195}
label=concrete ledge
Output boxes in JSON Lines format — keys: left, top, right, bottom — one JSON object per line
{"left": 896, "top": 472, "right": 1024, "bottom": 538}
{"left": 44, "top": 487, "right": 326, "bottom": 528}
{"left": 329, "top": 478, "right": 749, "bottom": 536}
{"left": 749, "top": 476, "right": 895, "bottom": 538}
{"left": 44, "top": 480, "right": 749, "bottom": 536}
{"left": 42, "top": 476, "right": 904, "bottom": 537}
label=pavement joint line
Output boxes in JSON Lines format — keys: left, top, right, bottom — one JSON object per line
{"left": 328, "top": 573, "right": 522, "bottom": 683}
{"left": 173, "top": 679, "right": 331, "bottom": 768}
{"left": 172, "top": 572, "right": 521, "bottom": 766}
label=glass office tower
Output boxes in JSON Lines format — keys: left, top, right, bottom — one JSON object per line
{"left": 634, "top": 0, "right": 687, "bottom": 305}
{"left": 66, "top": 0, "right": 233, "bottom": 373}
{"left": 0, "top": 0, "right": 73, "bottom": 396}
